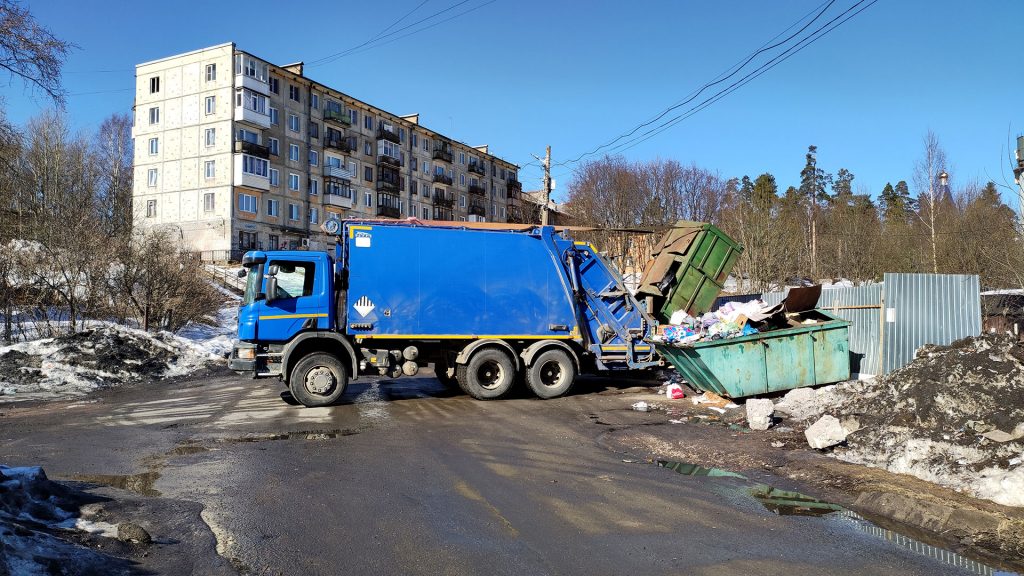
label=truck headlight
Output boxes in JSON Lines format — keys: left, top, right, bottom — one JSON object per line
{"left": 236, "top": 347, "right": 256, "bottom": 360}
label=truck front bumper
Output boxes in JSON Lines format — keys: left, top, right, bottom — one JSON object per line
{"left": 229, "top": 341, "right": 257, "bottom": 373}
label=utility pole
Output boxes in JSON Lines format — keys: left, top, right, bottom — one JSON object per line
{"left": 1015, "top": 136, "right": 1024, "bottom": 231}
{"left": 541, "top": 145, "right": 551, "bottom": 225}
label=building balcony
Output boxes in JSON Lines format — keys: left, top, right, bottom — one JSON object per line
{"left": 376, "top": 127, "right": 400, "bottom": 144}
{"left": 432, "top": 173, "right": 453, "bottom": 186}
{"left": 468, "top": 183, "right": 486, "bottom": 197}
{"left": 324, "top": 135, "right": 355, "bottom": 153}
{"left": 233, "top": 154, "right": 270, "bottom": 191}
{"left": 507, "top": 177, "right": 522, "bottom": 194}
{"left": 506, "top": 205, "right": 530, "bottom": 224}
{"left": 376, "top": 192, "right": 401, "bottom": 218}
{"left": 376, "top": 179, "right": 400, "bottom": 194}
{"left": 235, "top": 73, "right": 269, "bottom": 96}
{"left": 377, "top": 154, "right": 401, "bottom": 168}
{"left": 323, "top": 108, "right": 351, "bottom": 126}
{"left": 468, "top": 162, "right": 485, "bottom": 176}
{"left": 234, "top": 140, "right": 270, "bottom": 159}
{"left": 469, "top": 202, "right": 486, "bottom": 217}
{"left": 433, "top": 190, "right": 455, "bottom": 208}
{"left": 235, "top": 105, "right": 271, "bottom": 129}
{"left": 324, "top": 192, "right": 353, "bottom": 209}
{"left": 323, "top": 164, "right": 356, "bottom": 180}
{"left": 432, "top": 148, "right": 453, "bottom": 163}
{"left": 433, "top": 206, "right": 453, "bottom": 221}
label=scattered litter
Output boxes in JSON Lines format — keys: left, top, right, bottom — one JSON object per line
{"left": 805, "top": 415, "right": 849, "bottom": 449}
{"left": 692, "top": 391, "right": 733, "bottom": 409}
{"left": 665, "top": 383, "right": 685, "bottom": 400}
{"left": 980, "top": 423, "right": 1024, "bottom": 443}
{"left": 622, "top": 459, "right": 635, "bottom": 463}
{"left": 631, "top": 401, "right": 650, "bottom": 412}
{"left": 669, "top": 419, "right": 684, "bottom": 424}
{"left": 771, "top": 441, "right": 785, "bottom": 448}
{"left": 746, "top": 398, "right": 774, "bottom": 431}
{"left": 708, "top": 406, "right": 727, "bottom": 414}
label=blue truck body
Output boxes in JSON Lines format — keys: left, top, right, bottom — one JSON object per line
{"left": 232, "top": 220, "right": 658, "bottom": 406}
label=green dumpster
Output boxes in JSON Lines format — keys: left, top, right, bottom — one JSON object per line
{"left": 655, "top": 310, "right": 851, "bottom": 398}
{"left": 637, "top": 221, "right": 743, "bottom": 323}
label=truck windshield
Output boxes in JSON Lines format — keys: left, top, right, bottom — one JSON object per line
{"left": 241, "top": 265, "right": 263, "bottom": 306}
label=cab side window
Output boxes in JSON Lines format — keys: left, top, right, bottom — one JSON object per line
{"left": 270, "top": 261, "right": 315, "bottom": 300}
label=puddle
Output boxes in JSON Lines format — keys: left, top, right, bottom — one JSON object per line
{"left": 657, "top": 459, "right": 1021, "bottom": 575}
{"left": 72, "top": 471, "right": 161, "bottom": 497}
{"left": 220, "top": 428, "right": 359, "bottom": 443}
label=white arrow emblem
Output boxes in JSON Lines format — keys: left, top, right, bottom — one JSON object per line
{"left": 353, "top": 296, "right": 375, "bottom": 318}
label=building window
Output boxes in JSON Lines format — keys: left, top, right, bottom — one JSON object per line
{"left": 422, "top": 206, "right": 429, "bottom": 220}
{"left": 289, "top": 173, "right": 300, "bottom": 191}
{"left": 238, "top": 193, "right": 257, "bottom": 213}
{"left": 288, "top": 114, "right": 299, "bottom": 132}
{"left": 309, "top": 150, "right": 318, "bottom": 166}
{"left": 310, "top": 93, "right": 319, "bottom": 110}
{"left": 269, "top": 168, "right": 279, "bottom": 187}
{"left": 235, "top": 88, "right": 267, "bottom": 115}
{"left": 203, "top": 192, "right": 215, "bottom": 212}
{"left": 423, "top": 161, "right": 429, "bottom": 174}
{"left": 205, "top": 96, "right": 216, "bottom": 115}
{"left": 364, "top": 166, "right": 372, "bottom": 182}
{"left": 234, "top": 54, "right": 268, "bottom": 81}
{"left": 267, "top": 199, "right": 279, "bottom": 216}
{"left": 148, "top": 138, "right": 158, "bottom": 155}
{"left": 149, "top": 76, "right": 159, "bottom": 93}
{"left": 148, "top": 107, "right": 159, "bottom": 125}
{"left": 237, "top": 128, "right": 259, "bottom": 144}
{"left": 205, "top": 63, "right": 216, "bottom": 81}
{"left": 147, "top": 169, "right": 157, "bottom": 187}
{"left": 399, "top": 127, "right": 405, "bottom": 143}
{"left": 422, "top": 137, "right": 429, "bottom": 151}
{"left": 348, "top": 108, "right": 358, "bottom": 125}
{"left": 411, "top": 158, "right": 418, "bottom": 171}
{"left": 288, "top": 203, "right": 299, "bottom": 220}
{"left": 379, "top": 140, "right": 400, "bottom": 160}
{"left": 364, "top": 192, "right": 372, "bottom": 206}
{"left": 241, "top": 155, "right": 268, "bottom": 177}
{"left": 411, "top": 134, "right": 418, "bottom": 147}
{"left": 269, "top": 77, "right": 279, "bottom": 94}
{"left": 146, "top": 199, "right": 156, "bottom": 217}
{"left": 460, "top": 195, "right": 466, "bottom": 208}
{"left": 363, "top": 141, "right": 372, "bottom": 156}
{"left": 309, "top": 207, "right": 319, "bottom": 224}
{"left": 205, "top": 160, "right": 215, "bottom": 180}
{"left": 460, "top": 152, "right": 465, "bottom": 165}
{"left": 269, "top": 107, "right": 279, "bottom": 125}
{"left": 204, "top": 128, "right": 216, "bottom": 147}
{"left": 309, "top": 178, "right": 319, "bottom": 195}
{"left": 289, "top": 85, "right": 300, "bottom": 102}
{"left": 460, "top": 173, "right": 465, "bottom": 186}
{"left": 268, "top": 137, "right": 279, "bottom": 156}
{"left": 309, "top": 122, "right": 319, "bottom": 139}
{"left": 500, "top": 206, "right": 506, "bottom": 219}
{"left": 289, "top": 144, "right": 299, "bottom": 161}
{"left": 364, "top": 115, "right": 372, "bottom": 130}
{"left": 410, "top": 181, "right": 417, "bottom": 195}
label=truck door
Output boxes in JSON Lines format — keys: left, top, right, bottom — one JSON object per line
{"left": 257, "top": 256, "right": 329, "bottom": 342}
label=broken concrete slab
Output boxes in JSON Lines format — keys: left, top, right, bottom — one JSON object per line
{"left": 805, "top": 415, "right": 848, "bottom": 449}
{"left": 745, "top": 398, "right": 774, "bottom": 430}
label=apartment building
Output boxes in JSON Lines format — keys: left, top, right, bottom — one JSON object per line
{"left": 132, "top": 42, "right": 525, "bottom": 256}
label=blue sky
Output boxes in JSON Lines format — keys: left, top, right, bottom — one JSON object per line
{"left": 8, "top": 1, "right": 1024, "bottom": 206}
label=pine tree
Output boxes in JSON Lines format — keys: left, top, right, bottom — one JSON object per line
{"left": 799, "top": 145, "right": 831, "bottom": 277}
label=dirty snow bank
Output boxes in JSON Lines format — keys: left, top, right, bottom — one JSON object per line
{"left": 773, "top": 333, "right": 1024, "bottom": 507}
{"left": 0, "top": 465, "right": 126, "bottom": 575}
{"left": 0, "top": 307, "right": 236, "bottom": 402}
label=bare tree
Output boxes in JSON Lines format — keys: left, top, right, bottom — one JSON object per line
{"left": 0, "top": 0, "right": 73, "bottom": 104}
{"left": 912, "top": 130, "right": 948, "bottom": 274}
{"left": 94, "top": 113, "right": 133, "bottom": 238}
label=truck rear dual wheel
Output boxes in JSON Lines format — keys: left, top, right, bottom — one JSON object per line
{"left": 289, "top": 352, "right": 348, "bottom": 407}
{"left": 525, "top": 349, "right": 577, "bottom": 399}
{"left": 456, "top": 348, "right": 516, "bottom": 400}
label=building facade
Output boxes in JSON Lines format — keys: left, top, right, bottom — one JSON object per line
{"left": 132, "top": 43, "right": 524, "bottom": 257}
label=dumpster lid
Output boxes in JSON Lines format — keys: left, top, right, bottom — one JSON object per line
{"left": 783, "top": 285, "right": 822, "bottom": 313}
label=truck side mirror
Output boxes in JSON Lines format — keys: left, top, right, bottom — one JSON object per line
{"left": 265, "top": 264, "right": 280, "bottom": 303}
{"left": 237, "top": 269, "right": 247, "bottom": 278}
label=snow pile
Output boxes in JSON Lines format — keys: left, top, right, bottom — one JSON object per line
{"left": 774, "top": 333, "right": 1024, "bottom": 507}
{"left": 0, "top": 465, "right": 123, "bottom": 574}
{"left": 0, "top": 321, "right": 228, "bottom": 401}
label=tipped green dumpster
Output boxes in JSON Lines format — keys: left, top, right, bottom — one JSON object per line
{"left": 642, "top": 221, "right": 851, "bottom": 398}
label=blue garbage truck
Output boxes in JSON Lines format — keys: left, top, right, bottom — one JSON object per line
{"left": 230, "top": 220, "right": 659, "bottom": 407}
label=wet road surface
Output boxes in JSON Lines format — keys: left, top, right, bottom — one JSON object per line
{"left": 0, "top": 372, "right": 996, "bottom": 575}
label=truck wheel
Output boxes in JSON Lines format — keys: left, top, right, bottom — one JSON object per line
{"left": 434, "top": 363, "right": 458, "bottom": 389}
{"left": 288, "top": 352, "right": 348, "bottom": 407}
{"left": 525, "top": 348, "right": 576, "bottom": 399}
{"left": 456, "top": 348, "right": 516, "bottom": 400}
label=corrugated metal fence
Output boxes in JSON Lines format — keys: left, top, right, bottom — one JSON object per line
{"left": 714, "top": 274, "right": 981, "bottom": 376}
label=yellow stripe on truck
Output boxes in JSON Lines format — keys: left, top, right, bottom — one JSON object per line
{"left": 258, "top": 313, "right": 329, "bottom": 320}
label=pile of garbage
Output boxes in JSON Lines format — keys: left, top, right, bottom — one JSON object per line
{"left": 0, "top": 323, "right": 223, "bottom": 401}
{"left": 767, "top": 333, "right": 1024, "bottom": 507}
{"left": 654, "top": 299, "right": 783, "bottom": 346}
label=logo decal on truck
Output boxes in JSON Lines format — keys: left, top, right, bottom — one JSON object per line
{"left": 354, "top": 296, "right": 375, "bottom": 318}
{"left": 354, "top": 231, "right": 372, "bottom": 248}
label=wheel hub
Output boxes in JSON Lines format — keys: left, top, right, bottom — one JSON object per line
{"left": 477, "top": 360, "right": 504, "bottom": 390}
{"left": 540, "top": 360, "right": 563, "bottom": 387}
{"left": 305, "top": 366, "right": 335, "bottom": 395}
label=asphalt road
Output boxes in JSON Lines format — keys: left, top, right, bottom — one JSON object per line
{"left": 0, "top": 371, "right": 982, "bottom": 575}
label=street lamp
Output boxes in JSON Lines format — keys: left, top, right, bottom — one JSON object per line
{"left": 938, "top": 171, "right": 948, "bottom": 192}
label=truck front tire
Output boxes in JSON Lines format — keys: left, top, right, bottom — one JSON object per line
{"left": 525, "top": 348, "right": 576, "bottom": 399}
{"left": 457, "top": 348, "right": 516, "bottom": 400}
{"left": 289, "top": 352, "right": 348, "bottom": 407}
